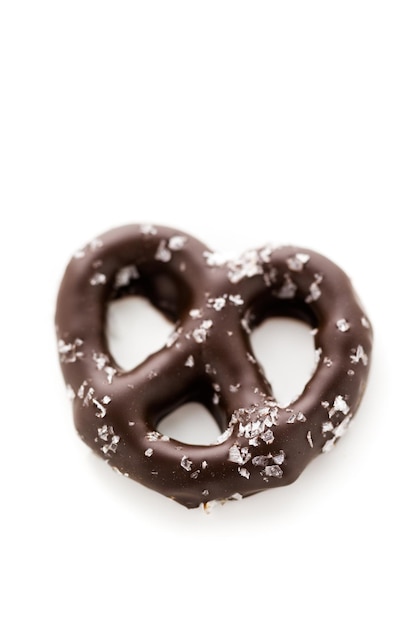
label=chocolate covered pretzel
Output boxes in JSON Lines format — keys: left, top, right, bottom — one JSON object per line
{"left": 55, "top": 224, "right": 372, "bottom": 508}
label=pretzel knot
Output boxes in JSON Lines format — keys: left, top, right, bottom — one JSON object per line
{"left": 56, "top": 224, "right": 372, "bottom": 508}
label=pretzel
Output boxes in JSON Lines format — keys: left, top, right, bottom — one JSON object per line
{"left": 55, "top": 224, "right": 373, "bottom": 508}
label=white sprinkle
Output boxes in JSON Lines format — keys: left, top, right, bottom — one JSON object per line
{"left": 145, "top": 448, "right": 153, "bottom": 457}
{"left": 189, "top": 308, "right": 202, "bottom": 319}
{"left": 322, "top": 421, "right": 333, "bottom": 434}
{"left": 229, "top": 384, "right": 240, "bottom": 393}
{"left": 185, "top": 355, "right": 195, "bottom": 367}
{"left": 307, "top": 431, "right": 314, "bottom": 448}
{"left": 361, "top": 317, "right": 370, "bottom": 329}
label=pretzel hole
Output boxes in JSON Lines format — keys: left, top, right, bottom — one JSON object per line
{"left": 251, "top": 317, "right": 316, "bottom": 408}
{"left": 106, "top": 296, "right": 175, "bottom": 370}
{"left": 158, "top": 402, "right": 222, "bottom": 445}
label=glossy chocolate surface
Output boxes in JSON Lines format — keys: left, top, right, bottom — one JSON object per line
{"left": 56, "top": 225, "right": 373, "bottom": 508}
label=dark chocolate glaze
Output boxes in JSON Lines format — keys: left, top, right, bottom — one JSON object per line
{"left": 55, "top": 225, "right": 373, "bottom": 509}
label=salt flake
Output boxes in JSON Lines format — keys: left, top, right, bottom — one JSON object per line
{"left": 276, "top": 274, "right": 297, "bottom": 299}
{"left": 168, "top": 235, "right": 187, "bottom": 250}
{"left": 287, "top": 252, "right": 310, "bottom": 271}
{"left": 329, "top": 395, "right": 350, "bottom": 418}
{"left": 336, "top": 319, "right": 350, "bottom": 332}
{"left": 155, "top": 240, "right": 171, "bottom": 262}
{"left": 90, "top": 272, "right": 106, "bottom": 286}
{"left": 114, "top": 265, "right": 139, "bottom": 288}
{"left": 350, "top": 345, "right": 368, "bottom": 366}
{"left": 58, "top": 338, "right": 84, "bottom": 363}
{"left": 180, "top": 456, "right": 192, "bottom": 471}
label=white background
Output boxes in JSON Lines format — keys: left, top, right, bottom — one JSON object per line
{"left": 1, "top": 1, "right": 416, "bottom": 624}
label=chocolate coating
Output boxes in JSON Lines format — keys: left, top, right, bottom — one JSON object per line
{"left": 55, "top": 225, "right": 373, "bottom": 508}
